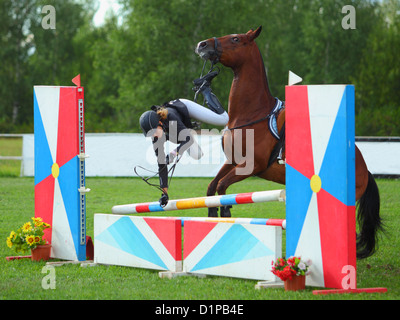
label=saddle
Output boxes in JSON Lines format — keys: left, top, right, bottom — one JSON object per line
{"left": 268, "top": 98, "right": 285, "bottom": 140}
{"left": 267, "top": 98, "right": 285, "bottom": 167}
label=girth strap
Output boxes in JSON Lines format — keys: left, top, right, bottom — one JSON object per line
{"left": 228, "top": 98, "right": 285, "bottom": 139}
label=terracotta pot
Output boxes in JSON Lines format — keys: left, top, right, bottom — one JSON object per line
{"left": 31, "top": 244, "right": 51, "bottom": 261}
{"left": 284, "top": 275, "right": 306, "bottom": 291}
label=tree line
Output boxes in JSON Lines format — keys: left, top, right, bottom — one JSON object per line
{"left": 1, "top": 0, "right": 399, "bottom": 135}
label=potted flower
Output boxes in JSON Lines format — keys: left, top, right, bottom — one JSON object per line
{"left": 6, "top": 217, "right": 51, "bottom": 261}
{"left": 271, "top": 256, "right": 311, "bottom": 291}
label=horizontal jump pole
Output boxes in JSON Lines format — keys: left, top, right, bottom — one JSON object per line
{"left": 111, "top": 189, "right": 285, "bottom": 215}
{"left": 132, "top": 216, "right": 286, "bottom": 229}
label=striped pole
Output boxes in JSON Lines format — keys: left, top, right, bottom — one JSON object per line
{"left": 111, "top": 189, "right": 285, "bottom": 215}
{"left": 132, "top": 216, "right": 286, "bottom": 229}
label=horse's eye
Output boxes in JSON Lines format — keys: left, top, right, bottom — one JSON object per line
{"left": 232, "top": 36, "right": 239, "bottom": 43}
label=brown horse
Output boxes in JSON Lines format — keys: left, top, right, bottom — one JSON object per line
{"left": 195, "top": 26, "right": 383, "bottom": 259}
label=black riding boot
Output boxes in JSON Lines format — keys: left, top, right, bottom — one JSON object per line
{"left": 193, "top": 71, "right": 225, "bottom": 115}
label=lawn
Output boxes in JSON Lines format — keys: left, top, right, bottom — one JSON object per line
{"left": 0, "top": 137, "right": 22, "bottom": 177}
{"left": 0, "top": 176, "right": 399, "bottom": 302}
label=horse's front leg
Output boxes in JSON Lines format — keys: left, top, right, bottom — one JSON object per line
{"left": 207, "top": 162, "right": 235, "bottom": 217}
{"left": 215, "top": 162, "right": 259, "bottom": 217}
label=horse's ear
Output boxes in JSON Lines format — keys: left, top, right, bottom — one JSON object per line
{"left": 248, "top": 26, "right": 262, "bottom": 41}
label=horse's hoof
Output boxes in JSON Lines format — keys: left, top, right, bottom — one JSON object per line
{"left": 220, "top": 205, "right": 232, "bottom": 217}
{"left": 208, "top": 207, "right": 218, "bottom": 217}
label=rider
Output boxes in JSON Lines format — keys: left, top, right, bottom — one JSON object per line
{"left": 139, "top": 71, "right": 228, "bottom": 207}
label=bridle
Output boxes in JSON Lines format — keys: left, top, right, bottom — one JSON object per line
{"left": 212, "top": 37, "right": 222, "bottom": 64}
{"left": 195, "top": 37, "right": 221, "bottom": 92}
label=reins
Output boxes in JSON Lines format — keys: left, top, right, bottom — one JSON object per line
{"left": 134, "top": 154, "right": 181, "bottom": 195}
{"left": 227, "top": 113, "right": 271, "bottom": 131}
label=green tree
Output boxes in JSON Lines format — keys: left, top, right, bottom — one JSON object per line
{"left": 299, "top": 0, "right": 379, "bottom": 84}
{"left": 353, "top": 0, "right": 400, "bottom": 135}
{"left": 82, "top": 14, "right": 122, "bottom": 132}
{"left": 29, "top": 0, "right": 96, "bottom": 85}
{"left": 0, "top": 0, "right": 397, "bottom": 135}
{"left": 0, "top": 0, "right": 36, "bottom": 132}
{"left": 0, "top": 0, "right": 96, "bottom": 132}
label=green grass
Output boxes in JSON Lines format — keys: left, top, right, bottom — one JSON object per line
{"left": 0, "top": 137, "right": 22, "bottom": 177}
{"left": 1, "top": 176, "right": 399, "bottom": 300}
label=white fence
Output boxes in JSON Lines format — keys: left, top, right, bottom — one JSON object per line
{"left": 355, "top": 137, "right": 400, "bottom": 177}
{"left": 21, "top": 133, "right": 226, "bottom": 177}
{"left": 2, "top": 133, "right": 399, "bottom": 177}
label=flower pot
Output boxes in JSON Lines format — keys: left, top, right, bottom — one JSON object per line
{"left": 284, "top": 275, "right": 306, "bottom": 291}
{"left": 31, "top": 244, "right": 51, "bottom": 261}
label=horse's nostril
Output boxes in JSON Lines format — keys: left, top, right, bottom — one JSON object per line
{"left": 199, "top": 41, "right": 208, "bottom": 49}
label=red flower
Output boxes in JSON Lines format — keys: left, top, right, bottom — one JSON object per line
{"left": 271, "top": 257, "right": 304, "bottom": 281}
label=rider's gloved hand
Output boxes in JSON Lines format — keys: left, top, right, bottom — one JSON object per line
{"left": 159, "top": 193, "right": 169, "bottom": 208}
{"left": 166, "top": 150, "right": 178, "bottom": 165}
{"left": 193, "top": 70, "right": 219, "bottom": 90}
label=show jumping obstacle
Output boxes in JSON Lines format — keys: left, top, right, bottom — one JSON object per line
{"left": 108, "top": 215, "right": 286, "bottom": 228}
{"left": 111, "top": 189, "right": 285, "bottom": 214}
{"left": 94, "top": 214, "right": 284, "bottom": 281}
{"left": 34, "top": 77, "right": 90, "bottom": 262}
{"left": 99, "top": 190, "right": 286, "bottom": 282}
{"left": 176, "top": 217, "right": 286, "bottom": 229}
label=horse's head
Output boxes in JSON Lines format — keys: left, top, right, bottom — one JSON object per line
{"left": 195, "top": 26, "right": 262, "bottom": 68}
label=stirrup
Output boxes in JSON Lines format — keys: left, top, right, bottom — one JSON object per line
{"left": 277, "top": 148, "right": 285, "bottom": 165}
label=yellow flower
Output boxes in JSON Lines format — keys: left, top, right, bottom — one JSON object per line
{"left": 22, "top": 222, "right": 32, "bottom": 233}
{"left": 6, "top": 237, "right": 13, "bottom": 248}
{"left": 34, "top": 236, "right": 41, "bottom": 243}
{"left": 32, "top": 217, "right": 44, "bottom": 227}
{"left": 9, "top": 231, "right": 16, "bottom": 240}
{"left": 25, "top": 235, "right": 36, "bottom": 247}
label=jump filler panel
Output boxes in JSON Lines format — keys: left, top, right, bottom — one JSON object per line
{"left": 34, "top": 85, "right": 88, "bottom": 261}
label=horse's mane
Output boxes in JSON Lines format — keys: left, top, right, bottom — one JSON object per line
{"left": 257, "top": 47, "right": 272, "bottom": 96}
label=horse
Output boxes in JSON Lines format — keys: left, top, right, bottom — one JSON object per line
{"left": 195, "top": 26, "right": 383, "bottom": 259}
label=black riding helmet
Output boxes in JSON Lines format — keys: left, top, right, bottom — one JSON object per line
{"left": 139, "top": 110, "right": 159, "bottom": 136}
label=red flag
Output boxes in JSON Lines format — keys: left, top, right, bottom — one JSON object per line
{"left": 72, "top": 74, "right": 81, "bottom": 86}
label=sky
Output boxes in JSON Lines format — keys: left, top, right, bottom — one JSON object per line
{"left": 93, "top": 0, "right": 122, "bottom": 26}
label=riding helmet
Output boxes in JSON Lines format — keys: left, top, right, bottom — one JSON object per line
{"left": 139, "top": 110, "right": 159, "bottom": 136}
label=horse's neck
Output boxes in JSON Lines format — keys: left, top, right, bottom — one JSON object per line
{"left": 228, "top": 47, "right": 275, "bottom": 122}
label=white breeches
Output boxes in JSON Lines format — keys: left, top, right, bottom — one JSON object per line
{"left": 180, "top": 99, "right": 229, "bottom": 127}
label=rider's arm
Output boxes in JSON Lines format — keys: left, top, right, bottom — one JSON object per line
{"left": 152, "top": 136, "right": 168, "bottom": 189}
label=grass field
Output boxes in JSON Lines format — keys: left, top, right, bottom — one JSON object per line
{"left": 0, "top": 137, "right": 22, "bottom": 177}
{"left": 0, "top": 174, "right": 399, "bottom": 301}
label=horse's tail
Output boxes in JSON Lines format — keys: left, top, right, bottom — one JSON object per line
{"left": 356, "top": 171, "right": 384, "bottom": 259}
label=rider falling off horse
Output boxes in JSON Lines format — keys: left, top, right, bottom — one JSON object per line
{"left": 139, "top": 71, "right": 228, "bottom": 207}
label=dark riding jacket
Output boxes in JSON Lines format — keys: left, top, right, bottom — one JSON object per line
{"left": 152, "top": 99, "right": 194, "bottom": 189}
